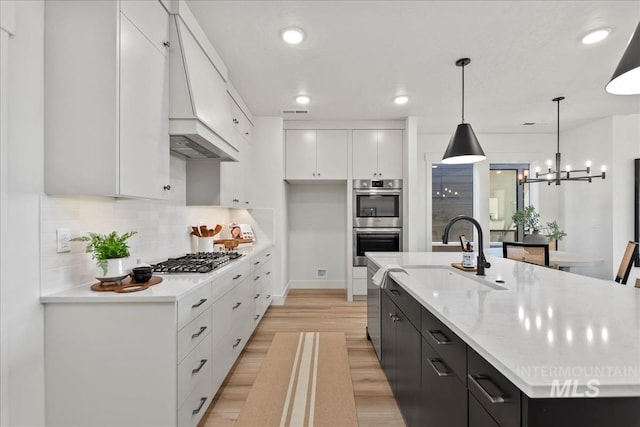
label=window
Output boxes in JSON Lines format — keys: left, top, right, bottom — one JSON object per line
{"left": 431, "top": 163, "right": 473, "bottom": 242}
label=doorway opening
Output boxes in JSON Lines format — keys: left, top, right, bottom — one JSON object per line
{"left": 489, "top": 163, "right": 529, "bottom": 246}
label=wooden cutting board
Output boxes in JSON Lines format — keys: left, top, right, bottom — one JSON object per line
{"left": 90, "top": 276, "right": 162, "bottom": 293}
{"left": 451, "top": 262, "right": 477, "bottom": 272}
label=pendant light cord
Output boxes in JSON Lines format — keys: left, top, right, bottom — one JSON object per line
{"left": 556, "top": 98, "right": 560, "bottom": 153}
{"left": 461, "top": 64, "right": 465, "bottom": 124}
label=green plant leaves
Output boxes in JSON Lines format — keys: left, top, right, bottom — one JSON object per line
{"left": 71, "top": 231, "right": 137, "bottom": 275}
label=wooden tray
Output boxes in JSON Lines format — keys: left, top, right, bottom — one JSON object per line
{"left": 214, "top": 238, "right": 253, "bottom": 249}
{"left": 90, "top": 276, "right": 162, "bottom": 293}
{"left": 451, "top": 262, "right": 477, "bottom": 272}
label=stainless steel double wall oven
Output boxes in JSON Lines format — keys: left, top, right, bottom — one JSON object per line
{"left": 353, "top": 179, "right": 403, "bottom": 266}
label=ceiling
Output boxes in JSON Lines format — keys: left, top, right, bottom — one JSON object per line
{"left": 186, "top": 1, "right": 640, "bottom": 134}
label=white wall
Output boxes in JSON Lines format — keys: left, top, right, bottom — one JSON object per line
{"left": 561, "top": 114, "right": 640, "bottom": 281}
{"left": 287, "top": 183, "right": 347, "bottom": 288}
{"left": 1, "top": 1, "right": 45, "bottom": 425}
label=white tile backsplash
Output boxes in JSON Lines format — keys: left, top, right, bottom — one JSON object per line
{"left": 40, "top": 155, "right": 234, "bottom": 295}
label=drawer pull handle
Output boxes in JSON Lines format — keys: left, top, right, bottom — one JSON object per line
{"left": 192, "top": 359, "right": 207, "bottom": 374}
{"left": 390, "top": 289, "right": 401, "bottom": 296}
{"left": 428, "top": 329, "right": 451, "bottom": 345}
{"left": 391, "top": 314, "right": 400, "bottom": 322}
{"left": 233, "top": 338, "right": 242, "bottom": 348}
{"left": 266, "top": 271, "right": 271, "bottom": 275}
{"left": 468, "top": 374, "right": 507, "bottom": 404}
{"left": 266, "top": 294, "right": 271, "bottom": 299}
{"left": 192, "top": 397, "right": 207, "bottom": 415}
{"left": 254, "top": 314, "right": 260, "bottom": 320}
{"left": 191, "top": 298, "right": 207, "bottom": 309}
{"left": 254, "top": 293, "right": 260, "bottom": 299}
{"left": 232, "top": 302, "right": 242, "bottom": 310}
{"left": 254, "top": 261, "right": 260, "bottom": 266}
{"left": 266, "top": 253, "right": 271, "bottom": 257}
{"left": 254, "top": 276, "right": 260, "bottom": 281}
{"left": 427, "top": 358, "right": 452, "bottom": 377}
{"left": 191, "top": 326, "right": 207, "bottom": 339}
{"left": 233, "top": 274, "right": 242, "bottom": 280}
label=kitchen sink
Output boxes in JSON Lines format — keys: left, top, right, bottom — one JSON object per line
{"left": 400, "top": 266, "right": 507, "bottom": 291}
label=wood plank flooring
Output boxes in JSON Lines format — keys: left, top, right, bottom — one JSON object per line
{"left": 198, "top": 289, "right": 405, "bottom": 427}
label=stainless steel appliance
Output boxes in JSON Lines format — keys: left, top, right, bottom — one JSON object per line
{"left": 353, "top": 179, "right": 402, "bottom": 228}
{"left": 353, "top": 228, "right": 402, "bottom": 266}
{"left": 151, "top": 251, "right": 242, "bottom": 274}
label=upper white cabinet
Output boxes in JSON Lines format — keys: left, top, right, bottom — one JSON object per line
{"left": 352, "top": 129, "right": 403, "bottom": 180}
{"left": 228, "top": 90, "right": 254, "bottom": 144}
{"left": 45, "top": 0, "right": 171, "bottom": 199}
{"left": 285, "top": 129, "right": 348, "bottom": 181}
{"left": 185, "top": 136, "right": 252, "bottom": 208}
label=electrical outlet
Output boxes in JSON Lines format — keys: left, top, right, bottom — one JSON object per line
{"left": 56, "top": 228, "right": 71, "bottom": 253}
{"left": 316, "top": 268, "right": 327, "bottom": 279}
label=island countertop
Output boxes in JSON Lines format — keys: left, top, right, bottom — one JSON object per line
{"left": 367, "top": 251, "right": 640, "bottom": 398}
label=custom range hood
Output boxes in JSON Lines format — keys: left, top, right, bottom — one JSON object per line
{"left": 169, "top": 12, "right": 239, "bottom": 160}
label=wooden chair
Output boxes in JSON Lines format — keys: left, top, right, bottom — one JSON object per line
{"left": 502, "top": 241, "right": 550, "bottom": 267}
{"left": 614, "top": 241, "right": 638, "bottom": 285}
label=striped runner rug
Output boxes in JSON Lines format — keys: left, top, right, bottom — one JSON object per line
{"left": 235, "top": 332, "right": 358, "bottom": 427}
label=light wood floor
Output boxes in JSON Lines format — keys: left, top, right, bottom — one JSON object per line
{"left": 198, "top": 289, "right": 405, "bottom": 426}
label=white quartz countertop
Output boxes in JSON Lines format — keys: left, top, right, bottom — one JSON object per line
{"left": 368, "top": 251, "right": 640, "bottom": 398}
{"left": 40, "top": 243, "right": 273, "bottom": 304}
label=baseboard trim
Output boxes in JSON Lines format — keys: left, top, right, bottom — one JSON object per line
{"left": 289, "top": 280, "right": 346, "bottom": 289}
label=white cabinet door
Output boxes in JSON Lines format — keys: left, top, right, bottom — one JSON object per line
{"left": 377, "top": 129, "right": 403, "bottom": 179}
{"left": 119, "top": 11, "right": 170, "bottom": 199}
{"left": 316, "top": 130, "right": 347, "bottom": 180}
{"left": 352, "top": 130, "right": 379, "bottom": 179}
{"left": 285, "top": 129, "right": 317, "bottom": 180}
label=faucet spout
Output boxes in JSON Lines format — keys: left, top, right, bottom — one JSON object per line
{"left": 442, "top": 215, "right": 491, "bottom": 276}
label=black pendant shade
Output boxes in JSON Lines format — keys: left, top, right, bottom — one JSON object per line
{"left": 442, "top": 58, "right": 486, "bottom": 164}
{"left": 442, "top": 123, "right": 486, "bottom": 164}
{"left": 606, "top": 20, "right": 640, "bottom": 95}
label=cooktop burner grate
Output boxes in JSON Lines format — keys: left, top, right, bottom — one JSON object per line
{"left": 151, "top": 251, "right": 242, "bottom": 274}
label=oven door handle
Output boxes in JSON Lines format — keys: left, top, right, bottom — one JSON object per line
{"left": 354, "top": 189, "right": 401, "bottom": 196}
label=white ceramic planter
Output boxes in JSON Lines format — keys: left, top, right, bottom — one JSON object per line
{"left": 96, "top": 257, "right": 131, "bottom": 283}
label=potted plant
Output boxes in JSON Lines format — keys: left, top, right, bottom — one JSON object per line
{"left": 72, "top": 231, "right": 137, "bottom": 281}
{"left": 542, "top": 220, "right": 567, "bottom": 250}
{"left": 511, "top": 206, "right": 566, "bottom": 246}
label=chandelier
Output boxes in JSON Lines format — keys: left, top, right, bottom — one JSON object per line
{"left": 519, "top": 97, "right": 606, "bottom": 186}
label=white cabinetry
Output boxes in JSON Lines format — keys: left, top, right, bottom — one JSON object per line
{"left": 352, "top": 129, "right": 403, "bottom": 180}
{"left": 229, "top": 92, "right": 254, "bottom": 144}
{"left": 285, "top": 129, "right": 348, "bottom": 181}
{"left": 45, "top": 0, "right": 171, "bottom": 199}
{"left": 185, "top": 138, "right": 252, "bottom": 208}
{"left": 44, "top": 247, "right": 274, "bottom": 427}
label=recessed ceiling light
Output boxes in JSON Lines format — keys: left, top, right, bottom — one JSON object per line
{"left": 581, "top": 28, "right": 611, "bottom": 44}
{"left": 281, "top": 28, "right": 305, "bottom": 45}
{"left": 393, "top": 95, "right": 409, "bottom": 105}
{"left": 295, "top": 95, "right": 310, "bottom": 105}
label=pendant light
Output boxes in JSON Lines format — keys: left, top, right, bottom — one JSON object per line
{"left": 519, "top": 97, "right": 606, "bottom": 185}
{"left": 442, "top": 58, "right": 486, "bottom": 164}
{"left": 606, "top": 21, "right": 640, "bottom": 95}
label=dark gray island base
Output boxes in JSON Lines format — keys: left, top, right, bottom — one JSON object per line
{"left": 368, "top": 274, "right": 640, "bottom": 427}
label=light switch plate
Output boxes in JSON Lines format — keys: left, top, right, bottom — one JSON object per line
{"left": 56, "top": 228, "right": 71, "bottom": 253}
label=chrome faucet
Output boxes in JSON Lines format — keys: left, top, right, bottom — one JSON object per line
{"left": 442, "top": 215, "right": 491, "bottom": 276}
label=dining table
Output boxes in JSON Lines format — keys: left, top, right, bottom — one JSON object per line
{"left": 486, "top": 247, "right": 604, "bottom": 271}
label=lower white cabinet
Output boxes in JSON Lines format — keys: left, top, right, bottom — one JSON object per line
{"left": 44, "top": 247, "right": 274, "bottom": 427}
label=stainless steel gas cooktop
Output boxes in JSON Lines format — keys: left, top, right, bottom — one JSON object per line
{"left": 151, "top": 251, "right": 242, "bottom": 274}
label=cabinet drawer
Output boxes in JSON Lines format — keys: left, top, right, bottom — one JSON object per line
{"left": 177, "top": 307, "right": 212, "bottom": 363}
{"left": 467, "top": 347, "right": 521, "bottom": 427}
{"left": 178, "top": 373, "right": 213, "bottom": 427}
{"left": 212, "top": 282, "right": 249, "bottom": 342}
{"left": 178, "top": 333, "right": 212, "bottom": 406}
{"left": 469, "top": 392, "right": 500, "bottom": 427}
{"left": 421, "top": 338, "right": 467, "bottom": 427}
{"left": 178, "top": 284, "right": 212, "bottom": 330}
{"left": 421, "top": 307, "right": 467, "bottom": 383}
{"left": 384, "top": 279, "right": 420, "bottom": 329}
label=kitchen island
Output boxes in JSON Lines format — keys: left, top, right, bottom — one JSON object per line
{"left": 367, "top": 251, "right": 640, "bottom": 427}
